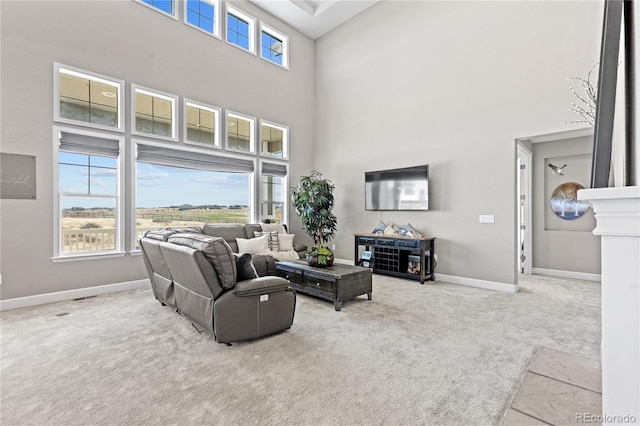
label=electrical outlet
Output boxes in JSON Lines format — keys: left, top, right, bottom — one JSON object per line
{"left": 479, "top": 215, "right": 495, "bottom": 223}
{"left": 434, "top": 255, "right": 438, "bottom": 263}
{"left": 0, "top": 273, "right": 3, "bottom": 285}
{"left": 331, "top": 244, "right": 336, "bottom": 250}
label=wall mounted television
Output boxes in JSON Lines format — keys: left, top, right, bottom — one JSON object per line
{"left": 365, "top": 164, "right": 429, "bottom": 211}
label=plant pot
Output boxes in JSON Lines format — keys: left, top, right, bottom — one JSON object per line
{"left": 306, "top": 254, "right": 334, "bottom": 268}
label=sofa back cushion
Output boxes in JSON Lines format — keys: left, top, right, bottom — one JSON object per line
{"left": 203, "top": 224, "right": 246, "bottom": 252}
{"left": 168, "top": 233, "right": 237, "bottom": 289}
{"left": 143, "top": 226, "right": 203, "bottom": 241}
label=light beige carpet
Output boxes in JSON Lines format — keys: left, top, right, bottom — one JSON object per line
{"left": 0, "top": 274, "right": 600, "bottom": 425}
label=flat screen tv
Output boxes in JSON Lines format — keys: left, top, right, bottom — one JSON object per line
{"left": 365, "top": 164, "right": 429, "bottom": 211}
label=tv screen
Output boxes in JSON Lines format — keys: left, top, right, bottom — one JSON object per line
{"left": 365, "top": 165, "right": 429, "bottom": 211}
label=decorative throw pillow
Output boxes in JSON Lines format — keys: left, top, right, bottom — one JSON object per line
{"left": 278, "top": 233, "right": 295, "bottom": 252}
{"left": 237, "top": 234, "right": 269, "bottom": 254}
{"left": 372, "top": 220, "right": 386, "bottom": 234}
{"left": 234, "top": 253, "right": 258, "bottom": 281}
{"left": 254, "top": 231, "right": 279, "bottom": 251}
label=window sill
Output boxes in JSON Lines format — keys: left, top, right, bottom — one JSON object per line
{"left": 259, "top": 56, "right": 289, "bottom": 71}
{"left": 53, "top": 117, "right": 124, "bottom": 134}
{"left": 131, "top": 131, "right": 178, "bottom": 143}
{"left": 185, "top": 22, "right": 221, "bottom": 40}
{"left": 225, "top": 40, "right": 256, "bottom": 56}
{"left": 52, "top": 251, "right": 127, "bottom": 263}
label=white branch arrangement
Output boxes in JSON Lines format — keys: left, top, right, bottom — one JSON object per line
{"left": 565, "top": 63, "right": 598, "bottom": 126}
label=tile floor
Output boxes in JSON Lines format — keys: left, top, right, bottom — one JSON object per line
{"left": 502, "top": 347, "right": 602, "bottom": 425}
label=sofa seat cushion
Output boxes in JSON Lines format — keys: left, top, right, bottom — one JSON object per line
{"left": 251, "top": 254, "right": 277, "bottom": 277}
{"left": 168, "top": 233, "right": 237, "bottom": 289}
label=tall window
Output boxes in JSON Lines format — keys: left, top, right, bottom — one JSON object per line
{"left": 260, "top": 24, "right": 289, "bottom": 69}
{"left": 226, "top": 5, "right": 255, "bottom": 53}
{"left": 260, "top": 162, "right": 287, "bottom": 224}
{"left": 185, "top": 0, "right": 219, "bottom": 37}
{"left": 226, "top": 112, "right": 255, "bottom": 153}
{"left": 55, "top": 64, "right": 124, "bottom": 131}
{"left": 185, "top": 100, "right": 221, "bottom": 148}
{"left": 55, "top": 130, "right": 123, "bottom": 257}
{"left": 135, "top": 142, "right": 254, "bottom": 247}
{"left": 132, "top": 86, "right": 178, "bottom": 141}
{"left": 139, "top": 0, "right": 175, "bottom": 16}
{"left": 260, "top": 121, "right": 288, "bottom": 158}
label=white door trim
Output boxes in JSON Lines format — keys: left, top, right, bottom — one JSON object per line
{"left": 516, "top": 141, "right": 533, "bottom": 275}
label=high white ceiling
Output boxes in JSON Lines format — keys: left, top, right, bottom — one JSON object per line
{"left": 249, "top": 0, "right": 379, "bottom": 40}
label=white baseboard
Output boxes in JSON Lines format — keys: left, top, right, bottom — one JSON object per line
{"left": 532, "top": 268, "right": 601, "bottom": 282}
{"left": 435, "top": 274, "right": 519, "bottom": 293}
{"left": 0, "top": 279, "right": 151, "bottom": 311}
{"left": 335, "top": 258, "right": 518, "bottom": 293}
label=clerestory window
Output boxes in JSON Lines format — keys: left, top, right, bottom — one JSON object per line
{"left": 184, "top": 100, "right": 221, "bottom": 148}
{"left": 138, "top": 0, "right": 176, "bottom": 17}
{"left": 54, "top": 63, "right": 124, "bottom": 132}
{"left": 185, "top": 0, "right": 220, "bottom": 38}
{"left": 260, "top": 23, "right": 289, "bottom": 69}
{"left": 226, "top": 5, "right": 255, "bottom": 54}
{"left": 132, "top": 85, "right": 178, "bottom": 141}
{"left": 226, "top": 111, "right": 255, "bottom": 153}
{"left": 260, "top": 121, "right": 288, "bottom": 159}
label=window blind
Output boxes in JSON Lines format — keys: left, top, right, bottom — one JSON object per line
{"left": 59, "top": 131, "right": 120, "bottom": 158}
{"left": 136, "top": 144, "right": 254, "bottom": 173}
{"left": 261, "top": 162, "right": 287, "bottom": 177}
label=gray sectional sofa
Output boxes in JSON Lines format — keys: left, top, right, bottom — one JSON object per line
{"left": 139, "top": 225, "right": 300, "bottom": 343}
{"left": 201, "top": 224, "right": 307, "bottom": 276}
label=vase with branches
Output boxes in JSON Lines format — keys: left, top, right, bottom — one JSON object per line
{"left": 290, "top": 171, "right": 337, "bottom": 267}
{"left": 566, "top": 63, "right": 598, "bottom": 126}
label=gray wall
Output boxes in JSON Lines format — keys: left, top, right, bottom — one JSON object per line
{"left": 0, "top": 0, "right": 315, "bottom": 299}
{"left": 532, "top": 136, "right": 601, "bottom": 274}
{"left": 314, "top": 0, "right": 602, "bottom": 286}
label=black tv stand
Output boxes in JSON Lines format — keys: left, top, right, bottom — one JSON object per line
{"left": 354, "top": 234, "right": 436, "bottom": 284}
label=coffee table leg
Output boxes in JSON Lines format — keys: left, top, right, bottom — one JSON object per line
{"left": 367, "top": 292, "right": 372, "bottom": 301}
{"left": 334, "top": 300, "right": 342, "bottom": 311}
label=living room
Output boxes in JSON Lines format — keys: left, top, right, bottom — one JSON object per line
{"left": 1, "top": 0, "right": 638, "bottom": 425}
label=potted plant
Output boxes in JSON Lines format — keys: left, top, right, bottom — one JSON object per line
{"left": 290, "top": 171, "right": 337, "bottom": 267}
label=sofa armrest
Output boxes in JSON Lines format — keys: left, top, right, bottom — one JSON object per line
{"left": 233, "top": 276, "right": 290, "bottom": 297}
{"left": 293, "top": 243, "right": 307, "bottom": 259}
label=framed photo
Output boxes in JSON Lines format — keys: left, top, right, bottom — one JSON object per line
{"left": 361, "top": 251, "right": 372, "bottom": 260}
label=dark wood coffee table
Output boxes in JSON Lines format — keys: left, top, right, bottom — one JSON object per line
{"left": 275, "top": 261, "right": 372, "bottom": 311}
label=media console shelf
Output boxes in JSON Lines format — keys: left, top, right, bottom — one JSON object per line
{"left": 354, "top": 234, "right": 436, "bottom": 284}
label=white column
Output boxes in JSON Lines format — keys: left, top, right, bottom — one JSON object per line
{"left": 579, "top": 186, "right": 640, "bottom": 424}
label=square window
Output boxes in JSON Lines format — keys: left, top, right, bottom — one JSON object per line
{"left": 184, "top": 100, "right": 221, "bottom": 148}
{"left": 260, "top": 24, "right": 288, "bottom": 69}
{"left": 226, "top": 5, "right": 255, "bottom": 54}
{"left": 185, "top": 0, "right": 219, "bottom": 37}
{"left": 141, "top": 0, "right": 175, "bottom": 16}
{"left": 260, "top": 122, "right": 288, "bottom": 159}
{"left": 55, "top": 64, "right": 124, "bottom": 131}
{"left": 226, "top": 112, "right": 255, "bottom": 153}
{"left": 132, "top": 85, "right": 178, "bottom": 140}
